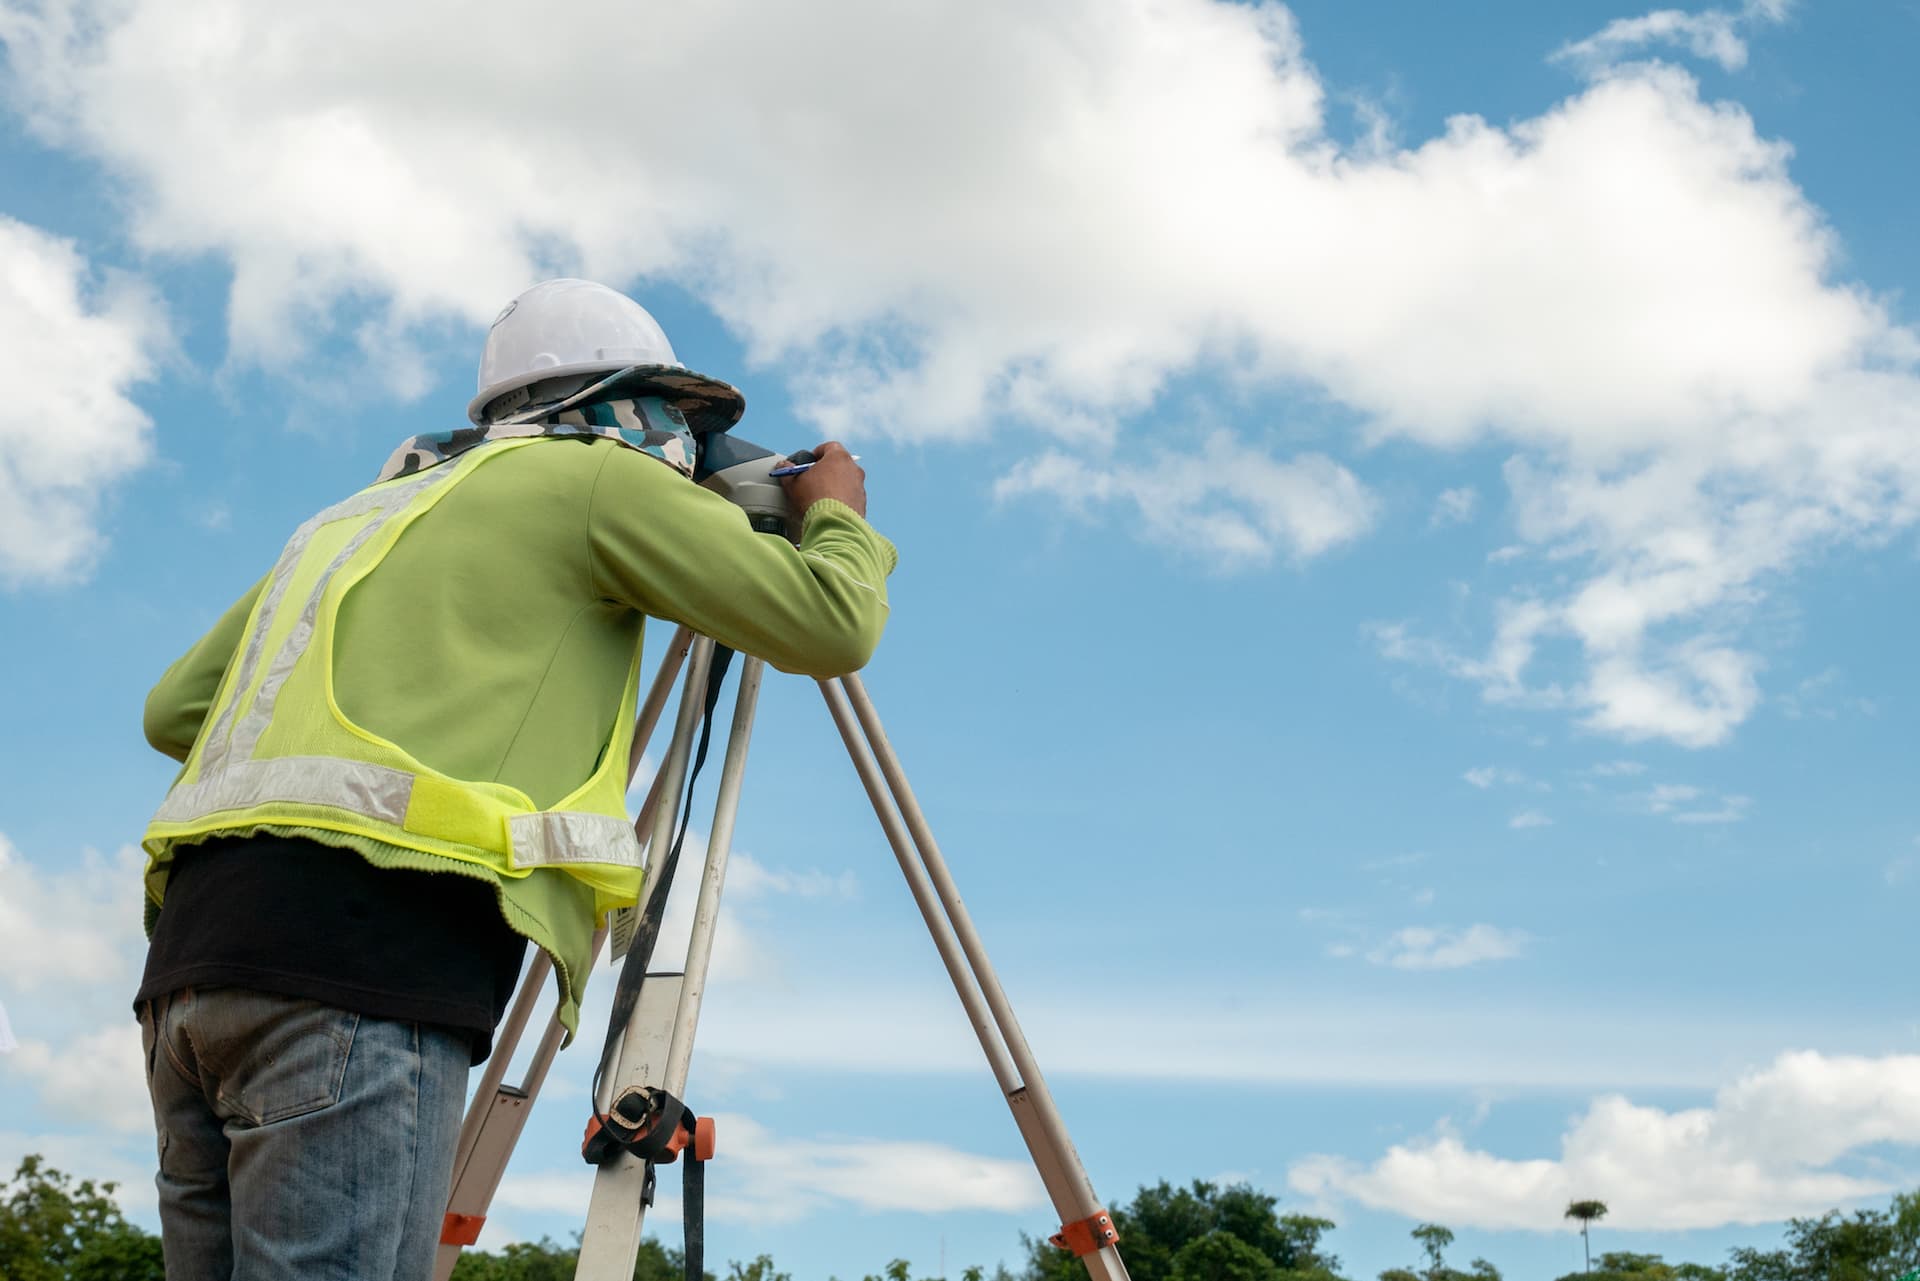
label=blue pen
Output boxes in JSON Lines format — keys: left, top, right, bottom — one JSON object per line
{"left": 770, "top": 454, "right": 859, "bottom": 478}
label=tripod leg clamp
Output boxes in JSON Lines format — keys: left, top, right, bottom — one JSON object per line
{"left": 581, "top": 1085, "right": 717, "bottom": 1166}
{"left": 1050, "top": 1210, "right": 1119, "bottom": 1257}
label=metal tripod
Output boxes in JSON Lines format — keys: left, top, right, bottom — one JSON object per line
{"left": 435, "top": 624, "right": 1130, "bottom": 1281}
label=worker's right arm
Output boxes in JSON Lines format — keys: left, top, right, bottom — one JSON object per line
{"left": 586, "top": 444, "right": 900, "bottom": 678}
{"left": 143, "top": 575, "right": 268, "bottom": 761}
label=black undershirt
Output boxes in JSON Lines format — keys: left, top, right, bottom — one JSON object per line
{"left": 136, "top": 834, "right": 530, "bottom": 1064}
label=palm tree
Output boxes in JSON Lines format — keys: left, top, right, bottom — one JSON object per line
{"left": 1564, "top": 1200, "right": 1609, "bottom": 1273}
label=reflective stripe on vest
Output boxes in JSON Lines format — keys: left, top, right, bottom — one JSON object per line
{"left": 157, "top": 448, "right": 643, "bottom": 875}
{"left": 152, "top": 756, "right": 643, "bottom": 870}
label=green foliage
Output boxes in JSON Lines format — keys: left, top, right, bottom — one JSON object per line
{"left": 0, "top": 1156, "right": 165, "bottom": 1281}
{"left": 727, "top": 1255, "right": 793, "bottom": 1281}
{"left": 1172, "top": 1229, "right": 1283, "bottom": 1280}
{"left": 1723, "top": 1190, "right": 1920, "bottom": 1281}
{"left": 1412, "top": 1224, "right": 1456, "bottom": 1276}
{"left": 1020, "top": 1180, "right": 1345, "bottom": 1281}
{"left": 449, "top": 1237, "right": 579, "bottom": 1281}
{"left": 1378, "top": 1220, "right": 1499, "bottom": 1281}
{"left": 447, "top": 1234, "right": 711, "bottom": 1281}
{"left": 1553, "top": 1251, "right": 1728, "bottom": 1281}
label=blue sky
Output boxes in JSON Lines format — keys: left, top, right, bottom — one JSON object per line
{"left": 2, "top": 1, "right": 1918, "bottom": 1278}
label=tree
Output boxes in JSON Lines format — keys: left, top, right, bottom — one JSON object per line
{"left": 448, "top": 1234, "right": 714, "bottom": 1281}
{"left": 728, "top": 1256, "right": 792, "bottom": 1281}
{"left": 1020, "top": 1180, "right": 1346, "bottom": 1281}
{"left": 1380, "top": 1222, "right": 1499, "bottom": 1281}
{"left": 0, "top": 1155, "right": 164, "bottom": 1281}
{"left": 1172, "top": 1230, "right": 1282, "bottom": 1280}
{"left": 1566, "top": 1201, "right": 1611, "bottom": 1274}
{"left": 1412, "top": 1224, "right": 1455, "bottom": 1280}
{"left": 1552, "top": 1253, "right": 1727, "bottom": 1281}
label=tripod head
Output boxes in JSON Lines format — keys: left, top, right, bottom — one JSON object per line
{"left": 695, "top": 434, "right": 798, "bottom": 539}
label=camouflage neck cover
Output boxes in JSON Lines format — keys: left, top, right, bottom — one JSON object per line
{"left": 377, "top": 396, "right": 698, "bottom": 483}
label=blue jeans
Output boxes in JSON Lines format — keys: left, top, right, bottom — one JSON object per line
{"left": 140, "top": 988, "right": 471, "bottom": 1280}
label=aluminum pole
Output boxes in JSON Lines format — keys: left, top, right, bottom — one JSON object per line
{"left": 576, "top": 654, "right": 764, "bottom": 1279}
{"left": 661, "top": 655, "right": 765, "bottom": 1095}
{"left": 838, "top": 673, "right": 1129, "bottom": 1281}
{"left": 626, "top": 626, "right": 694, "bottom": 787}
{"left": 817, "top": 678, "right": 1020, "bottom": 1090}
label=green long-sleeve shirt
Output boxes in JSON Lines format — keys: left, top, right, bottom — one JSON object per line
{"left": 145, "top": 438, "right": 897, "bottom": 810}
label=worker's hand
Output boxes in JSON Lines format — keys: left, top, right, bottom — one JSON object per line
{"left": 781, "top": 441, "right": 867, "bottom": 519}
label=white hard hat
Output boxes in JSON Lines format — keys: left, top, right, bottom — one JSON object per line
{"left": 469, "top": 278, "right": 745, "bottom": 432}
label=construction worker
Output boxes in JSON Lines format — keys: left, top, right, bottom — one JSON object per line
{"left": 133, "top": 279, "right": 897, "bottom": 1279}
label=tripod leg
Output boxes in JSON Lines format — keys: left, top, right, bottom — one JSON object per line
{"left": 576, "top": 654, "right": 767, "bottom": 1280}
{"left": 661, "top": 654, "right": 765, "bottom": 1096}
{"left": 435, "top": 628, "right": 697, "bottom": 1279}
{"left": 627, "top": 625, "right": 694, "bottom": 788}
{"left": 820, "top": 674, "right": 1130, "bottom": 1281}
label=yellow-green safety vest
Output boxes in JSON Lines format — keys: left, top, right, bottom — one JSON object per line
{"left": 143, "top": 438, "right": 643, "bottom": 1036}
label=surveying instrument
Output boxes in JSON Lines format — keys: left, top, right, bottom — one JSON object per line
{"left": 433, "top": 437, "right": 1131, "bottom": 1281}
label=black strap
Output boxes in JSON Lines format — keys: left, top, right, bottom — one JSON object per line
{"left": 684, "top": 1151, "right": 705, "bottom": 1281}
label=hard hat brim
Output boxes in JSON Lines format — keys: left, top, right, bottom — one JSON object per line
{"left": 469, "top": 362, "right": 746, "bottom": 434}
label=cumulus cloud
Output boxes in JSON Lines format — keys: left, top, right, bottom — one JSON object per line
{"left": 1553, "top": 1, "right": 1792, "bottom": 76}
{"left": 0, "top": 1129, "right": 158, "bottom": 1217}
{"left": 1509, "top": 810, "right": 1553, "bottom": 830}
{"left": 0, "top": 835, "right": 145, "bottom": 991}
{"left": 1365, "top": 924, "right": 1528, "bottom": 971}
{"left": 724, "top": 855, "right": 857, "bottom": 902}
{"left": 997, "top": 434, "right": 1376, "bottom": 564}
{"left": 3, "top": 0, "right": 1914, "bottom": 742}
{"left": 492, "top": 1114, "right": 1043, "bottom": 1227}
{"left": 1635, "top": 782, "right": 1752, "bottom": 823}
{"left": 0, "top": 219, "right": 162, "bottom": 586}
{"left": 645, "top": 848, "right": 850, "bottom": 986}
{"left": 8, "top": 1023, "right": 149, "bottom": 1134}
{"left": 1431, "top": 487, "right": 1479, "bottom": 527}
{"left": 1291, "top": 1049, "right": 1920, "bottom": 1231}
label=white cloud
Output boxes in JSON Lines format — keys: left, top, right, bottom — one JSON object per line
{"left": 0, "top": 1129, "right": 159, "bottom": 1219}
{"left": 1887, "top": 841, "right": 1920, "bottom": 887}
{"left": 1464, "top": 766, "right": 1526, "bottom": 789}
{"left": 997, "top": 434, "right": 1376, "bottom": 564}
{"left": 724, "top": 856, "right": 857, "bottom": 902}
{"left": 7, "top": 1023, "right": 149, "bottom": 1134}
{"left": 0, "top": 218, "right": 162, "bottom": 586}
{"left": 1672, "top": 795, "right": 1751, "bottom": 824}
{"left": 1553, "top": 1, "right": 1791, "bottom": 76}
{"left": 1646, "top": 783, "right": 1704, "bottom": 811}
{"left": 647, "top": 847, "right": 823, "bottom": 986}
{"left": 1431, "top": 487, "right": 1479, "bottom": 527}
{"left": 1777, "top": 667, "right": 1877, "bottom": 721}
{"left": 1634, "top": 782, "right": 1751, "bottom": 823}
{"left": 556, "top": 958, "right": 1918, "bottom": 1093}
{"left": 1509, "top": 810, "right": 1553, "bottom": 830}
{"left": 0, "top": 836, "right": 145, "bottom": 992}
{"left": 1365, "top": 924, "right": 1528, "bottom": 971}
{"left": 1585, "top": 760, "right": 1648, "bottom": 777}
{"left": 1290, "top": 1049, "right": 1920, "bottom": 1231}
{"left": 493, "top": 1114, "right": 1043, "bottom": 1227}
{"left": 4, "top": 0, "right": 1914, "bottom": 743}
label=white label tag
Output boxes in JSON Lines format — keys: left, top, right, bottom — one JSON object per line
{"left": 608, "top": 905, "right": 639, "bottom": 961}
